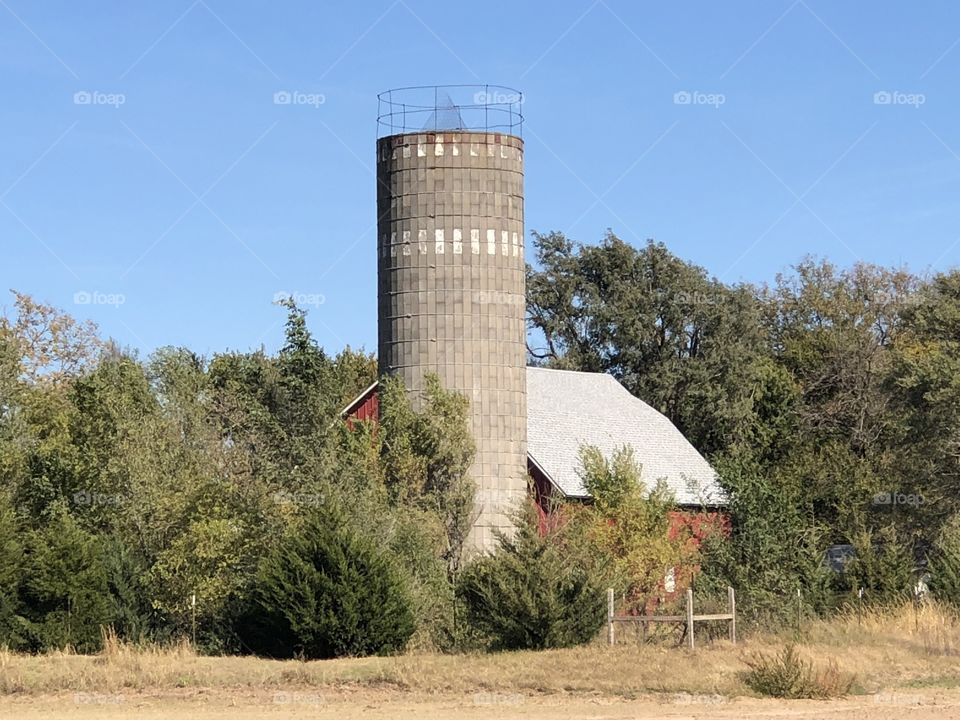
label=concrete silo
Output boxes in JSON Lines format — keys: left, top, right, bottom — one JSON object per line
{"left": 376, "top": 85, "right": 526, "bottom": 552}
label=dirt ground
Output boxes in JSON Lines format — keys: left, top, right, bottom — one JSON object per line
{"left": 1, "top": 687, "right": 955, "bottom": 719}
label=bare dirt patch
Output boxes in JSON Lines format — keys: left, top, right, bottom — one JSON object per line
{"left": 1, "top": 687, "right": 957, "bottom": 719}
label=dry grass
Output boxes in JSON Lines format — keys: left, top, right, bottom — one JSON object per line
{"left": 1, "top": 604, "right": 959, "bottom": 700}
{"left": 743, "top": 645, "right": 854, "bottom": 698}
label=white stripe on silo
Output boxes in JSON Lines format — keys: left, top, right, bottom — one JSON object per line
{"left": 435, "top": 229, "right": 445, "bottom": 254}
{"left": 453, "top": 228, "right": 462, "bottom": 254}
{"left": 512, "top": 231, "right": 519, "bottom": 257}
{"left": 471, "top": 229, "right": 480, "bottom": 255}
{"left": 501, "top": 230, "right": 509, "bottom": 256}
{"left": 418, "top": 143, "right": 426, "bottom": 157}
{"left": 435, "top": 139, "right": 443, "bottom": 156}
{"left": 402, "top": 144, "right": 411, "bottom": 158}
{"left": 402, "top": 230, "right": 411, "bottom": 255}
{"left": 452, "top": 143, "right": 460, "bottom": 156}
{"left": 418, "top": 229, "right": 427, "bottom": 254}
{"left": 487, "top": 229, "right": 496, "bottom": 255}
{"left": 470, "top": 143, "right": 479, "bottom": 157}
{"left": 390, "top": 232, "right": 397, "bottom": 257}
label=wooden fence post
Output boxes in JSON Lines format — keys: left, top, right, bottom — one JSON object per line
{"left": 686, "top": 587, "right": 694, "bottom": 650}
{"left": 607, "top": 588, "right": 615, "bottom": 646}
{"left": 728, "top": 586, "right": 736, "bottom": 645}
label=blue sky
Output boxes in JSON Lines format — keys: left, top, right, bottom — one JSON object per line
{"left": 3, "top": 1, "right": 960, "bottom": 358}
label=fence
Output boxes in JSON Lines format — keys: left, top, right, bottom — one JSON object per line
{"left": 606, "top": 586, "right": 736, "bottom": 649}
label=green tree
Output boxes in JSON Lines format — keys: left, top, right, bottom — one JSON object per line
{"left": 19, "top": 511, "right": 114, "bottom": 652}
{"left": 572, "top": 445, "right": 694, "bottom": 608}
{"left": 458, "top": 505, "right": 606, "bottom": 651}
{"left": 0, "top": 493, "right": 24, "bottom": 647}
{"left": 527, "top": 231, "right": 766, "bottom": 456}
{"left": 241, "top": 508, "right": 414, "bottom": 659}
{"left": 379, "top": 374, "right": 476, "bottom": 577}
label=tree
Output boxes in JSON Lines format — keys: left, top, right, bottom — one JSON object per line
{"left": 928, "top": 515, "right": 960, "bottom": 607}
{"left": 379, "top": 374, "right": 476, "bottom": 577}
{"left": 698, "top": 452, "right": 833, "bottom": 624}
{"left": 19, "top": 511, "right": 114, "bottom": 652}
{"left": 572, "top": 445, "right": 696, "bottom": 608}
{"left": 458, "top": 504, "right": 605, "bottom": 651}
{"left": 1, "top": 291, "right": 103, "bottom": 385}
{"left": 0, "top": 492, "right": 24, "bottom": 647}
{"left": 241, "top": 508, "right": 414, "bottom": 659}
{"left": 526, "top": 231, "right": 766, "bottom": 456}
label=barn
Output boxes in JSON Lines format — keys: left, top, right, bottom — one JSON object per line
{"left": 342, "top": 366, "right": 727, "bottom": 525}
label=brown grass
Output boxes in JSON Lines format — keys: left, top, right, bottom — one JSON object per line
{"left": 0, "top": 603, "right": 958, "bottom": 700}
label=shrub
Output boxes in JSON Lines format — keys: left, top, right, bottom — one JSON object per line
{"left": 743, "top": 645, "right": 854, "bottom": 699}
{"left": 19, "top": 511, "right": 115, "bottom": 652}
{"left": 457, "top": 506, "right": 606, "bottom": 651}
{"left": 0, "top": 494, "right": 24, "bottom": 648}
{"left": 240, "top": 508, "right": 414, "bottom": 659}
{"left": 928, "top": 515, "right": 960, "bottom": 608}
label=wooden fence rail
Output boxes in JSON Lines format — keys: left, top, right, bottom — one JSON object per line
{"left": 606, "top": 586, "right": 736, "bottom": 649}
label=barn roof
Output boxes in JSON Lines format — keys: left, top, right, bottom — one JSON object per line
{"left": 341, "top": 368, "right": 727, "bottom": 508}
{"left": 526, "top": 367, "right": 726, "bottom": 507}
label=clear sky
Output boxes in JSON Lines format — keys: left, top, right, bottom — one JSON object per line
{"left": 3, "top": 1, "right": 960, "bottom": 358}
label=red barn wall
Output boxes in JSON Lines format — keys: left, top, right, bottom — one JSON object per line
{"left": 344, "top": 386, "right": 379, "bottom": 429}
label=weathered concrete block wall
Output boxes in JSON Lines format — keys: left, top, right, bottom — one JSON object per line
{"left": 376, "top": 131, "right": 526, "bottom": 553}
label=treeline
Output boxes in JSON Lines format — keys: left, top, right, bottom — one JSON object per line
{"left": 527, "top": 231, "right": 960, "bottom": 620}
{"left": 6, "top": 229, "right": 960, "bottom": 656}
{"left": 0, "top": 295, "right": 480, "bottom": 654}
{"left": 0, "top": 292, "right": 684, "bottom": 656}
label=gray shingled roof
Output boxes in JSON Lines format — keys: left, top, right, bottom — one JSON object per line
{"left": 526, "top": 367, "right": 726, "bottom": 507}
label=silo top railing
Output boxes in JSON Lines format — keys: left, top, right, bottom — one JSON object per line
{"left": 377, "top": 84, "right": 523, "bottom": 138}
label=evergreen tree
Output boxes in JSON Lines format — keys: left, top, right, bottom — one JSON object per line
{"left": 458, "top": 505, "right": 606, "bottom": 651}
{"left": 0, "top": 493, "right": 24, "bottom": 647}
{"left": 241, "top": 507, "right": 415, "bottom": 659}
{"left": 19, "top": 511, "right": 114, "bottom": 652}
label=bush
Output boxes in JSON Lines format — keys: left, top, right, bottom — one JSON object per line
{"left": 743, "top": 645, "right": 854, "bottom": 699}
{"left": 240, "top": 508, "right": 414, "bottom": 659}
{"left": 19, "top": 511, "right": 115, "bottom": 652}
{"left": 0, "top": 495, "right": 24, "bottom": 648}
{"left": 928, "top": 516, "right": 960, "bottom": 608}
{"left": 457, "top": 506, "right": 606, "bottom": 651}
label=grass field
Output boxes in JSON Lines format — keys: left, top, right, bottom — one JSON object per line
{"left": 2, "top": 603, "right": 960, "bottom": 718}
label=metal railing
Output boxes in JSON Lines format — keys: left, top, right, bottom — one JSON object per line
{"left": 377, "top": 84, "right": 523, "bottom": 137}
